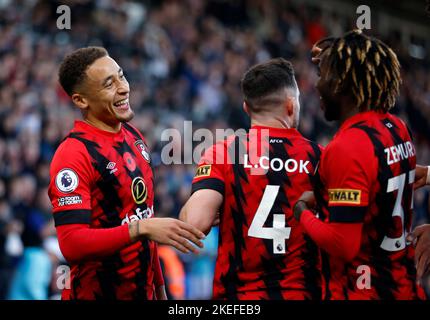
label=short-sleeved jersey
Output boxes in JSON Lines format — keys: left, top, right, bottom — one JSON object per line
{"left": 192, "top": 126, "right": 323, "bottom": 300}
{"left": 48, "top": 120, "right": 157, "bottom": 300}
{"left": 316, "top": 111, "right": 425, "bottom": 300}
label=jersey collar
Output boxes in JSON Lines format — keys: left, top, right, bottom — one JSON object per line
{"left": 250, "top": 125, "right": 302, "bottom": 138}
{"left": 337, "top": 110, "right": 385, "bottom": 133}
{"left": 74, "top": 120, "right": 125, "bottom": 139}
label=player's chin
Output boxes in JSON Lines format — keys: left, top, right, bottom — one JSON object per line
{"left": 116, "top": 108, "right": 135, "bottom": 122}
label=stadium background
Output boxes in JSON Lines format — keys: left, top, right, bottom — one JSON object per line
{"left": 0, "top": 0, "right": 429, "bottom": 300}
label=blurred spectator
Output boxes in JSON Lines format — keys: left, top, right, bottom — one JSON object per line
{"left": 7, "top": 187, "right": 56, "bottom": 300}
{"left": 184, "top": 227, "right": 219, "bottom": 300}
{"left": 158, "top": 245, "right": 186, "bottom": 300}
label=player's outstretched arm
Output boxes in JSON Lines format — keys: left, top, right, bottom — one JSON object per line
{"left": 129, "top": 218, "right": 206, "bottom": 254}
{"left": 294, "top": 192, "right": 363, "bottom": 262}
{"left": 414, "top": 165, "right": 430, "bottom": 190}
{"left": 407, "top": 224, "right": 430, "bottom": 280}
{"left": 179, "top": 189, "right": 223, "bottom": 235}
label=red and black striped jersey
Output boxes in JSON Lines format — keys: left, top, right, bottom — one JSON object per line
{"left": 48, "top": 120, "right": 157, "bottom": 300}
{"left": 192, "top": 126, "right": 323, "bottom": 300}
{"left": 316, "top": 111, "right": 425, "bottom": 300}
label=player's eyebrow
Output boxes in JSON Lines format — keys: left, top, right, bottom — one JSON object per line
{"left": 101, "top": 68, "right": 123, "bottom": 86}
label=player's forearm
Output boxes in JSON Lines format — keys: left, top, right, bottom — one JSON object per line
{"left": 56, "top": 223, "right": 131, "bottom": 263}
{"left": 300, "top": 210, "right": 362, "bottom": 262}
{"left": 179, "top": 203, "right": 212, "bottom": 235}
{"left": 178, "top": 206, "right": 187, "bottom": 223}
{"left": 415, "top": 164, "right": 430, "bottom": 189}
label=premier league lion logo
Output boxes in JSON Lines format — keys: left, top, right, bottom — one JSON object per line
{"left": 61, "top": 172, "right": 73, "bottom": 188}
{"left": 56, "top": 168, "right": 78, "bottom": 193}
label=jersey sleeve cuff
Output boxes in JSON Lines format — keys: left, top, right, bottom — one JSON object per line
{"left": 191, "top": 178, "right": 224, "bottom": 195}
{"left": 54, "top": 209, "right": 92, "bottom": 226}
{"left": 328, "top": 206, "right": 366, "bottom": 223}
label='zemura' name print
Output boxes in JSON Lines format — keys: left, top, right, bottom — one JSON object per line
{"left": 384, "top": 141, "right": 415, "bottom": 166}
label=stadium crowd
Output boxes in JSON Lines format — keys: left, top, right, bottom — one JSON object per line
{"left": 0, "top": 0, "right": 429, "bottom": 299}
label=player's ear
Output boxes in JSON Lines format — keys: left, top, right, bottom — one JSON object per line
{"left": 71, "top": 93, "right": 89, "bottom": 111}
{"left": 285, "top": 96, "right": 294, "bottom": 117}
{"left": 243, "top": 101, "right": 250, "bottom": 115}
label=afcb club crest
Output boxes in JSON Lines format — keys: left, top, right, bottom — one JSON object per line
{"left": 134, "top": 140, "right": 151, "bottom": 163}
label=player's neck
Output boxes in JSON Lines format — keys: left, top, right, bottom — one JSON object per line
{"left": 338, "top": 98, "right": 360, "bottom": 126}
{"left": 250, "top": 117, "right": 293, "bottom": 129}
{"left": 84, "top": 117, "right": 122, "bottom": 133}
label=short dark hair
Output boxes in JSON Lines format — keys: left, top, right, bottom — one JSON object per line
{"left": 241, "top": 58, "right": 296, "bottom": 112}
{"left": 58, "top": 46, "right": 108, "bottom": 96}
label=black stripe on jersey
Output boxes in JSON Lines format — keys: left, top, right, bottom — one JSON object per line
{"left": 191, "top": 178, "right": 225, "bottom": 195}
{"left": 95, "top": 254, "right": 123, "bottom": 300}
{"left": 112, "top": 139, "right": 155, "bottom": 298}
{"left": 134, "top": 240, "right": 151, "bottom": 300}
{"left": 380, "top": 119, "right": 419, "bottom": 298}
{"left": 328, "top": 206, "right": 366, "bottom": 223}
{"left": 122, "top": 122, "right": 142, "bottom": 141}
{"left": 219, "top": 136, "right": 248, "bottom": 299}
{"left": 307, "top": 142, "right": 327, "bottom": 219}
{"left": 69, "top": 133, "right": 123, "bottom": 227}
{"left": 351, "top": 122, "right": 398, "bottom": 299}
{"left": 301, "top": 142, "right": 324, "bottom": 299}
{"left": 54, "top": 209, "right": 91, "bottom": 226}
{"left": 260, "top": 138, "right": 292, "bottom": 299}
{"left": 301, "top": 234, "right": 322, "bottom": 300}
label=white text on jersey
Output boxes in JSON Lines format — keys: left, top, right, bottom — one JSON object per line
{"left": 243, "top": 154, "right": 310, "bottom": 173}
{"left": 384, "top": 141, "right": 415, "bottom": 166}
{"left": 121, "top": 206, "right": 154, "bottom": 225}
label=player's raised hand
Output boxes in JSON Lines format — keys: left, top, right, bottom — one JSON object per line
{"left": 407, "top": 224, "right": 430, "bottom": 280}
{"left": 132, "top": 218, "right": 205, "bottom": 254}
{"left": 311, "top": 44, "right": 322, "bottom": 65}
{"left": 414, "top": 165, "right": 429, "bottom": 190}
{"left": 310, "top": 37, "right": 335, "bottom": 66}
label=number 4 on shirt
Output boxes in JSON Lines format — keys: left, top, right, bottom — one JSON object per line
{"left": 248, "top": 185, "right": 291, "bottom": 254}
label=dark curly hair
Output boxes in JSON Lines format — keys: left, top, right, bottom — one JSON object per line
{"left": 58, "top": 46, "right": 108, "bottom": 96}
{"left": 316, "top": 29, "right": 401, "bottom": 113}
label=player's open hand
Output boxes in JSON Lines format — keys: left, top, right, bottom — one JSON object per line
{"left": 414, "top": 165, "right": 429, "bottom": 190}
{"left": 407, "top": 224, "right": 430, "bottom": 281}
{"left": 137, "top": 218, "right": 205, "bottom": 254}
